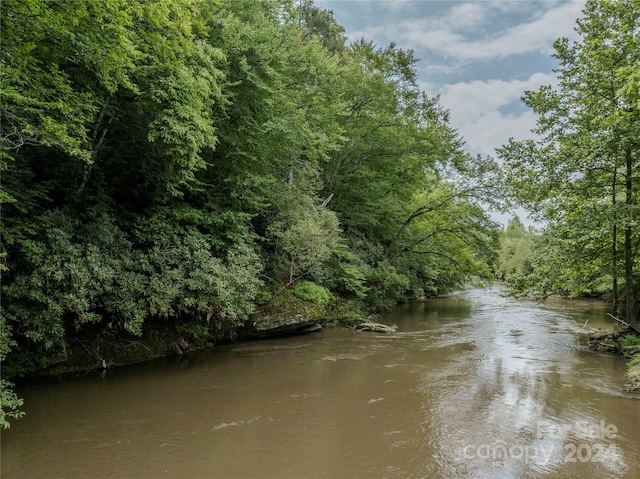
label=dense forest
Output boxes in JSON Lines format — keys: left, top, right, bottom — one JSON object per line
{"left": 1, "top": 0, "right": 638, "bottom": 428}
{"left": 0, "top": 0, "right": 502, "bottom": 426}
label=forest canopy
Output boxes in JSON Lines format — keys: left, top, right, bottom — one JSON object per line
{"left": 0, "top": 0, "right": 501, "bottom": 426}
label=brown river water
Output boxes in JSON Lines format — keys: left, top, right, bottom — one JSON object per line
{"left": 2, "top": 285, "right": 639, "bottom": 478}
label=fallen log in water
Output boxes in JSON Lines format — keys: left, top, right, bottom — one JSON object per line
{"left": 587, "top": 326, "right": 640, "bottom": 393}
{"left": 588, "top": 327, "right": 639, "bottom": 356}
{"left": 355, "top": 322, "right": 397, "bottom": 334}
{"left": 607, "top": 313, "right": 640, "bottom": 334}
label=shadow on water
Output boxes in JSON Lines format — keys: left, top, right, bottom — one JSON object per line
{"left": 2, "top": 285, "right": 638, "bottom": 478}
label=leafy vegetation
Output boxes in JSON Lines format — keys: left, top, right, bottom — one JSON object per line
{"left": 3, "top": 0, "right": 638, "bottom": 429}
{"left": 0, "top": 0, "right": 500, "bottom": 426}
{"left": 628, "top": 352, "right": 640, "bottom": 383}
{"left": 495, "top": 217, "right": 540, "bottom": 295}
{"left": 292, "top": 281, "right": 334, "bottom": 306}
{"left": 498, "top": 0, "right": 640, "bottom": 323}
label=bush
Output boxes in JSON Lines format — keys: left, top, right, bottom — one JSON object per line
{"left": 619, "top": 334, "right": 640, "bottom": 349}
{"left": 364, "top": 260, "right": 410, "bottom": 311}
{"left": 627, "top": 353, "right": 640, "bottom": 384}
{"left": 293, "top": 281, "right": 334, "bottom": 306}
{"left": 2, "top": 210, "right": 264, "bottom": 376}
{"left": 0, "top": 308, "right": 24, "bottom": 429}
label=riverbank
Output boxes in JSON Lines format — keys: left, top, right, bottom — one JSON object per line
{"left": 5, "top": 298, "right": 371, "bottom": 380}
{"left": 588, "top": 327, "right": 640, "bottom": 392}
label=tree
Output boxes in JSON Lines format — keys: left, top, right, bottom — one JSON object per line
{"left": 0, "top": 0, "right": 503, "bottom": 425}
{"left": 317, "top": 40, "right": 500, "bottom": 304}
{"left": 496, "top": 217, "right": 534, "bottom": 279}
{"left": 498, "top": 0, "right": 640, "bottom": 325}
{"left": 294, "top": 0, "right": 346, "bottom": 53}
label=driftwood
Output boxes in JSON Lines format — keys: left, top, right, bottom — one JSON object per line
{"left": 588, "top": 327, "right": 639, "bottom": 356}
{"left": 589, "top": 326, "right": 636, "bottom": 341}
{"left": 607, "top": 313, "right": 640, "bottom": 334}
{"left": 355, "top": 322, "right": 397, "bottom": 334}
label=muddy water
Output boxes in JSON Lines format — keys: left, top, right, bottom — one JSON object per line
{"left": 2, "top": 286, "right": 639, "bottom": 478}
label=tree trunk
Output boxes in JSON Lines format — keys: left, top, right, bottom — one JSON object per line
{"left": 612, "top": 168, "right": 618, "bottom": 316}
{"left": 624, "top": 147, "right": 636, "bottom": 326}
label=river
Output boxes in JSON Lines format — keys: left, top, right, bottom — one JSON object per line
{"left": 2, "top": 285, "right": 639, "bottom": 478}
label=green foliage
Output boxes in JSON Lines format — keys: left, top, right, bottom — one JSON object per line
{"left": 498, "top": 0, "right": 640, "bottom": 315}
{"left": 1, "top": 0, "right": 503, "bottom": 427}
{"left": 266, "top": 185, "right": 341, "bottom": 284}
{"left": 500, "top": 222, "right": 616, "bottom": 300}
{"left": 327, "top": 300, "right": 365, "bottom": 324}
{"left": 326, "top": 240, "right": 369, "bottom": 299}
{"left": 0, "top": 379, "right": 24, "bottom": 430}
{"left": 294, "top": 0, "right": 346, "bottom": 53}
{"left": 1, "top": 0, "right": 102, "bottom": 162}
{"left": 496, "top": 217, "right": 537, "bottom": 282}
{"left": 619, "top": 334, "right": 640, "bottom": 349}
{"left": 293, "top": 281, "right": 334, "bottom": 306}
{"left": 364, "top": 261, "right": 411, "bottom": 311}
{"left": 627, "top": 353, "right": 640, "bottom": 378}
{"left": 3, "top": 210, "right": 262, "bottom": 367}
{"left": 0, "top": 307, "right": 24, "bottom": 429}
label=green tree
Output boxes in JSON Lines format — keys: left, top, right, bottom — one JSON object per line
{"left": 0, "top": 0, "right": 505, "bottom": 426}
{"left": 266, "top": 185, "right": 341, "bottom": 286}
{"left": 294, "top": 0, "right": 347, "bottom": 53}
{"left": 319, "top": 40, "right": 500, "bottom": 306}
{"left": 324, "top": 41, "right": 452, "bottom": 239}
{"left": 496, "top": 217, "right": 537, "bottom": 281}
{"left": 498, "top": 0, "right": 640, "bottom": 325}
{"left": 0, "top": 282, "right": 24, "bottom": 429}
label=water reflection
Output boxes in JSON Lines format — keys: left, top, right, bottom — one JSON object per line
{"left": 2, "top": 286, "right": 638, "bottom": 478}
{"left": 405, "top": 287, "right": 635, "bottom": 479}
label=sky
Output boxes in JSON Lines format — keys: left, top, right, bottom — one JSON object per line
{"left": 316, "top": 0, "right": 585, "bottom": 158}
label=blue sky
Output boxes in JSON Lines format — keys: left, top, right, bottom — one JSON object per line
{"left": 317, "top": 0, "right": 585, "bottom": 158}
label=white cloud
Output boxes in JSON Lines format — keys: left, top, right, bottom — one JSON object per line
{"left": 321, "top": 1, "right": 585, "bottom": 225}
{"left": 457, "top": 109, "right": 539, "bottom": 157}
{"left": 438, "top": 73, "right": 558, "bottom": 156}
{"left": 383, "top": 0, "right": 413, "bottom": 11}
{"left": 439, "top": 73, "right": 556, "bottom": 119}
{"left": 447, "top": 3, "right": 488, "bottom": 31}
{"left": 456, "top": 1, "right": 583, "bottom": 60}
{"left": 323, "top": 1, "right": 584, "bottom": 159}
{"left": 346, "top": 1, "right": 583, "bottom": 61}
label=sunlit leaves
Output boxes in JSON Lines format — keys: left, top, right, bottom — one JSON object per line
{"left": 266, "top": 184, "right": 341, "bottom": 284}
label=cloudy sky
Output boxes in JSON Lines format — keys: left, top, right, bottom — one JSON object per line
{"left": 317, "top": 0, "right": 586, "bottom": 158}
